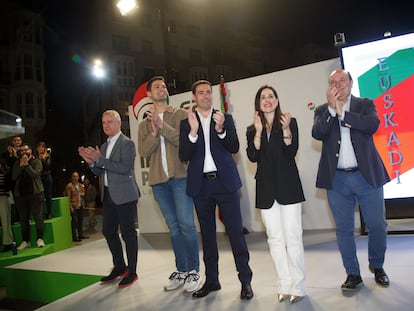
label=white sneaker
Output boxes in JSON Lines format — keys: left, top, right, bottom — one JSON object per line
{"left": 37, "top": 239, "right": 45, "bottom": 248}
{"left": 183, "top": 270, "right": 202, "bottom": 293}
{"left": 164, "top": 271, "right": 187, "bottom": 291}
{"left": 17, "top": 241, "right": 31, "bottom": 250}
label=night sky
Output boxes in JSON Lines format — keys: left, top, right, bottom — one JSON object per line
{"left": 13, "top": 0, "right": 414, "bottom": 191}
{"left": 209, "top": 0, "right": 413, "bottom": 48}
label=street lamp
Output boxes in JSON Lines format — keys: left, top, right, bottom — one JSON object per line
{"left": 117, "top": 0, "right": 138, "bottom": 16}
{"left": 92, "top": 59, "right": 105, "bottom": 79}
{"left": 83, "top": 59, "right": 106, "bottom": 145}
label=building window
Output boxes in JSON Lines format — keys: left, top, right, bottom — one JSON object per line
{"left": 37, "top": 95, "right": 44, "bottom": 119}
{"left": 128, "top": 62, "right": 134, "bottom": 76}
{"left": 168, "top": 20, "right": 176, "bottom": 33}
{"left": 112, "top": 35, "right": 129, "bottom": 50}
{"left": 35, "top": 56, "right": 42, "bottom": 82}
{"left": 142, "top": 14, "right": 152, "bottom": 28}
{"left": 189, "top": 49, "right": 202, "bottom": 63}
{"left": 23, "top": 17, "right": 32, "bottom": 42}
{"left": 142, "top": 40, "right": 153, "bottom": 55}
{"left": 169, "top": 45, "right": 177, "bottom": 59}
{"left": 189, "top": 67, "right": 208, "bottom": 84}
{"left": 25, "top": 93, "right": 34, "bottom": 118}
{"left": 116, "top": 61, "right": 121, "bottom": 75}
{"left": 0, "top": 97, "right": 5, "bottom": 110}
{"left": 24, "top": 54, "right": 33, "bottom": 80}
{"left": 34, "top": 21, "right": 42, "bottom": 44}
{"left": 188, "top": 25, "right": 200, "bottom": 38}
{"left": 214, "top": 47, "right": 224, "bottom": 62}
{"left": 15, "top": 55, "right": 21, "bottom": 80}
{"left": 16, "top": 94, "right": 23, "bottom": 116}
{"left": 122, "top": 62, "right": 127, "bottom": 75}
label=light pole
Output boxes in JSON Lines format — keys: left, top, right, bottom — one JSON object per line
{"left": 83, "top": 59, "right": 106, "bottom": 145}
{"left": 115, "top": 1, "right": 175, "bottom": 92}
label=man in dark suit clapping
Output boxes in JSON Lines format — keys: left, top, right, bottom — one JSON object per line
{"left": 179, "top": 80, "right": 253, "bottom": 300}
{"left": 312, "top": 69, "right": 390, "bottom": 291}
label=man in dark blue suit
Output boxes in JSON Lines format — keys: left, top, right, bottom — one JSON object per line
{"left": 312, "top": 69, "right": 390, "bottom": 291}
{"left": 179, "top": 80, "right": 253, "bottom": 300}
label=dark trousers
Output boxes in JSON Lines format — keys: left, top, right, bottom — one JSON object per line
{"left": 102, "top": 187, "right": 138, "bottom": 274}
{"left": 193, "top": 177, "right": 252, "bottom": 285}
{"left": 71, "top": 207, "right": 84, "bottom": 239}
{"left": 41, "top": 174, "right": 53, "bottom": 216}
{"left": 15, "top": 193, "right": 45, "bottom": 242}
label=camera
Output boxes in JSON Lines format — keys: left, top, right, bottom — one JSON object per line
{"left": 47, "top": 148, "right": 52, "bottom": 154}
{"left": 334, "top": 33, "right": 346, "bottom": 47}
{"left": 16, "top": 148, "right": 23, "bottom": 158}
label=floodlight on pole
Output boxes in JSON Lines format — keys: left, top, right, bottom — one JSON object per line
{"left": 117, "top": 0, "right": 138, "bottom": 16}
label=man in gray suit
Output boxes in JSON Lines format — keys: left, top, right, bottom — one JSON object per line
{"left": 78, "top": 110, "right": 140, "bottom": 288}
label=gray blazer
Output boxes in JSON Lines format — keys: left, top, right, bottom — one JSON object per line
{"left": 91, "top": 133, "right": 140, "bottom": 205}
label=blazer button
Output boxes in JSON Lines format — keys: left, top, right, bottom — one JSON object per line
{"left": 335, "top": 153, "right": 339, "bottom": 158}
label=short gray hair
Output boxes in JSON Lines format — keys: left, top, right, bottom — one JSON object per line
{"left": 103, "top": 110, "right": 121, "bottom": 122}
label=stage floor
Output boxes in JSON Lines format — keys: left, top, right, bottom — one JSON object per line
{"left": 3, "top": 224, "right": 413, "bottom": 311}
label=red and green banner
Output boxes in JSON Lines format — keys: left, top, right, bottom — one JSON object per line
{"left": 358, "top": 48, "right": 414, "bottom": 182}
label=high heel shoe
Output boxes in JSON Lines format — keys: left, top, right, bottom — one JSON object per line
{"left": 290, "top": 295, "right": 304, "bottom": 304}
{"left": 277, "top": 293, "right": 289, "bottom": 302}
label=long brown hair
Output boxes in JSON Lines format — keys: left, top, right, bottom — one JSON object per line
{"left": 251, "top": 85, "right": 282, "bottom": 134}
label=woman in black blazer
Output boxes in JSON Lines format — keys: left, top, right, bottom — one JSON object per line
{"left": 246, "top": 85, "right": 306, "bottom": 304}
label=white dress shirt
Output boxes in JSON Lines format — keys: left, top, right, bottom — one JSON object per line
{"left": 328, "top": 97, "right": 358, "bottom": 169}
{"left": 104, "top": 131, "right": 121, "bottom": 186}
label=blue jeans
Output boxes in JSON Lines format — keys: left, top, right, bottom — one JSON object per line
{"left": 327, "top": 170, "right": 387, "bottom": 276}
{"left": 152, "top": 177, "right": 199, "bottom": 272}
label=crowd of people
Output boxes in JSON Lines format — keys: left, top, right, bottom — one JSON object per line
{"left": 1, "top": 69, "right": 390, "bottom": 304}
{"left": 0, "top": 135, "right": 99, "bottom": 251}
{"left": 0, "top": 138, "right": 53, "bottom": 251}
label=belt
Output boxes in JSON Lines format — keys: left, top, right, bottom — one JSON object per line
{"left": 337, "top": 167, "right": 359, "bottom": 173}
{"left": 203, "top": 171, "right": 218, "bottom": 180}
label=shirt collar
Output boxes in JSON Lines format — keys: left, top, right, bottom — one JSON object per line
{"left": 108, "top": 131, "right": 122, "bottom": 144}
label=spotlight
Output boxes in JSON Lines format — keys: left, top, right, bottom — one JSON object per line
{"left": 334, "top": 33, "right": 346, "bottom": 47}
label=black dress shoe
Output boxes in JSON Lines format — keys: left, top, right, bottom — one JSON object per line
{"left": 79, "top": 236, "right": 89, "bottom": 239}
{"left": 369, "top": 265, "right": 390, "bottom": 287}
{"left": 341, "top": 275, "right": 363, "bottom": 290}
{"left": 73, "top": 238, "right": 82, "bottom": 242}
{"left": 240, "top": 283, "right": 253, "bottom": 300}
{"left": 118, "top": 272, "right": 138, "bottom": 288}
{"left": 101, "top": 267, "right": 128, "bottom": 283}
{"left": 192, "top": 282, "right": 221, "bottom": 298}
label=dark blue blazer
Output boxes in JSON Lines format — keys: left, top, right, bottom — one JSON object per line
{"left": 179, "top": 110, "right": 242, "bottom": 197}
{"left": 312, "top": 95, "right": 390, "bottom": 189}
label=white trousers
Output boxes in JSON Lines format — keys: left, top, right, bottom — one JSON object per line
{"left": 0, "top": 195, "right": 13, "bottom": 245}
{"left": 261, "top": 200, "right": 306, "bottom": 296}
